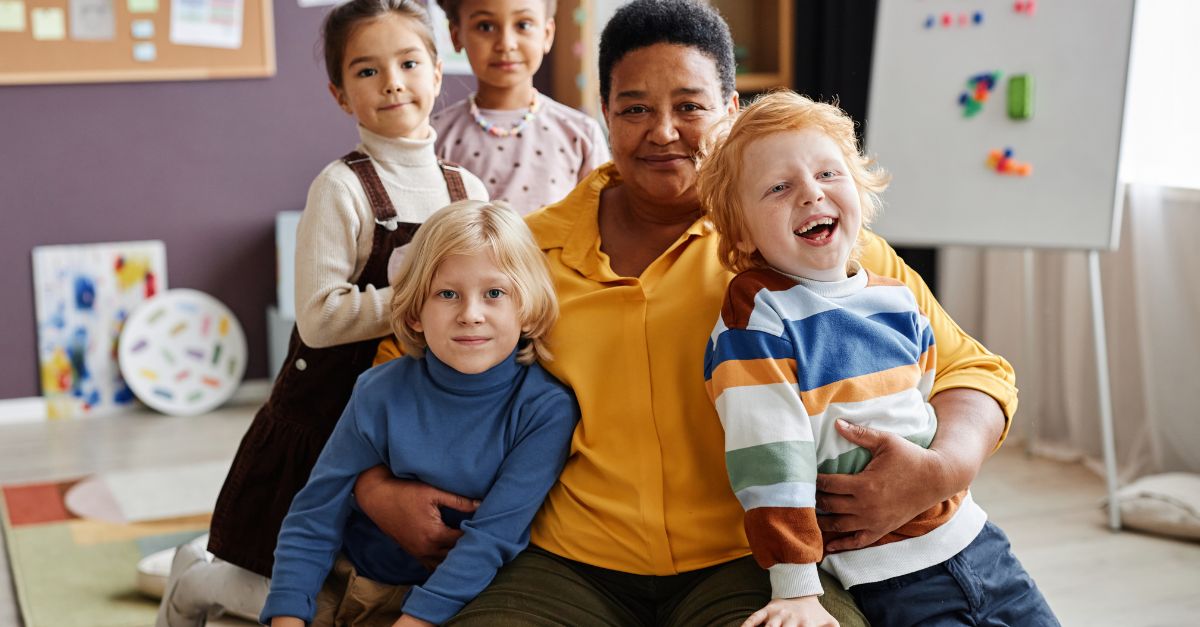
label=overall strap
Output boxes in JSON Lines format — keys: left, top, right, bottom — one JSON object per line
{"left": 342, "top": 151, "right": 397, "bottom": 222}
{"left": 439, "top": 161, "right": 469, "bottom": 203}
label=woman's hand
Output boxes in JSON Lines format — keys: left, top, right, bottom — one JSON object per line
{"left": 815, "top": 389, "right": 1005, "bottom": 552}
{"left": 741, "top": 596, "right": 839, "bottom": 627}
{"left": 354, "top": 466, "right": 479, "bottom": 569}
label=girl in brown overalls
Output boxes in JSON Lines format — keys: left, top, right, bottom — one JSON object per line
{"left": 155, "top": 2, "right": 488, "bottom": 624}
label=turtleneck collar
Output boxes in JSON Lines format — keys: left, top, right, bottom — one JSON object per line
{"left": 358, "top": 125, "right": 439, "bottom": 168}
{"left": 423, "top": 346, "right": 522, "bottom": 395}
{"left": 777, "top": 260, "right": 867, "bottom": 299}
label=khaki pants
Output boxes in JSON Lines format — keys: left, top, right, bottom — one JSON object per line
{"left": 313, "top": 555, "right": 412, "bottom": 627}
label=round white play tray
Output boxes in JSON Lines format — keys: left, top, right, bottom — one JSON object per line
{"left": 118, "top": 289, "right": 247, "bottom": 416}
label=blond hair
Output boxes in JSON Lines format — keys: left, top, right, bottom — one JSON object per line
{"left": 389, "top": 200, "right": 557, "bottom": 365}
{"left": 697, "top": 90, "right": 891, "bottom": 274}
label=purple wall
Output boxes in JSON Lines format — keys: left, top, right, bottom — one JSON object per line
{"left": 0, "top": 2, "right": 484, "bottom": 399}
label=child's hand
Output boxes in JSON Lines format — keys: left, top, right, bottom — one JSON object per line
{"left": 392, "top": 614, "right": 435, "bottom": 627}
{"left": 742, "top": 596, "right": 839, "bottom": 627}
{"left": 354, "top": 466, "right": 480, "bottom": 569}
{"left": 270, "top": 617, "right": 306, "bottom": 627}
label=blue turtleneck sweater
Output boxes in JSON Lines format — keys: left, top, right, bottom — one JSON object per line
{"left": 261, "top": 349, "right": 577, "bottom": 625}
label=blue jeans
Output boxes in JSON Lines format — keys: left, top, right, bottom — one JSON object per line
{"left": 849, "top": 521, "right": 1058, "bottom": 626}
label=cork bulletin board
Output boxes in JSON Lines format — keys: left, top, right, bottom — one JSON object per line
{"left": 0, "top": 0, "right": 274, "bottom": 85}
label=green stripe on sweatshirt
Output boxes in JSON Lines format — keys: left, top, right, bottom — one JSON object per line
{"left": 816, "top": 424, "right": 938, "bottom": 475}
{"left": 726, "top": 441, "right": 817, "bottom": 493}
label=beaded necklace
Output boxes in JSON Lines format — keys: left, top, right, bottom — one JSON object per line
{"left": 468, "top": 90, "right": 541, "bottom": 137}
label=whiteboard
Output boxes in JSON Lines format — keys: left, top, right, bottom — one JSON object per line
{"left": 865, "top": 0, "right": 1135, "bottom": 250}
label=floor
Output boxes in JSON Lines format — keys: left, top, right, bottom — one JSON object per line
{"left": 1, "top": 399, "right": 1198, "bottom": 626}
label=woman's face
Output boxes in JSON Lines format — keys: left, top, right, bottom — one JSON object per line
{"left": 603, "top": 43, "right": 737, "bottom": 209}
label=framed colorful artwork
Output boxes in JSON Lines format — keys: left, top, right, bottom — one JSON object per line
{"left": 32, "top": 241, "right": 168, "bottom": 419}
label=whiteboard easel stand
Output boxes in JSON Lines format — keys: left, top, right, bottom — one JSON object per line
{"left": 1087, "top": 250, "right": 1122, "bottom": 531}
{"left": 1022, "top": 248, "right": 1038, "bottom": 457}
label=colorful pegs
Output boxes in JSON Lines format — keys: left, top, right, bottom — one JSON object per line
{"left": 987, "top": 148, "right": 1033, "bottom": 176}
{"left": 926, "top": 11, "right": 985, "bottom": 29}
{"left": 1014, "top": 0, "right": 1037, "bottom": 16}
{"left": 960, "top": 72, "right": 1001, "bottom": 118}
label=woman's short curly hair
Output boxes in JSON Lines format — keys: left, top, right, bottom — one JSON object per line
{"left": 698, "top": 90, "right": 892, "bottom": 274}
{"left": 598, "top": 0, "right": 736, "bottom": 105}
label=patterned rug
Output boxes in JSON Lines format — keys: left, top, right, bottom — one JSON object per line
{"left": 0, "top": 465, "right": 225, "bottom": 627}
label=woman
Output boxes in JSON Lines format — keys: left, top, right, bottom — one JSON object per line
{"left": 359, "top": 1, "right": 1018, "bottom": 624}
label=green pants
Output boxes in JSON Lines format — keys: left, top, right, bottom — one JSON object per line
{"left": 448, "top": 546, "right": 868, "bottom": 626}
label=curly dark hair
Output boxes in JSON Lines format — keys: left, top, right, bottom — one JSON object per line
{"left": 436, "top": 0, "right": 557, "bottom": 25}
{"left": 598, "top": 0, "right": 736, "bottom": 105}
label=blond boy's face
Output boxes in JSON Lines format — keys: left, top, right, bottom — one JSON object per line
{"left": 736, "top": 129, "right": 863, "bottom": 282}
{"left": 410, "top": 252, "right": 525, "bottom": 375}
{"left": 450, "top": 0, "right": 555, "bottom": 93}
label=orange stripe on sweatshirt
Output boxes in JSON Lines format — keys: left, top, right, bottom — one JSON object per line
{"left": 918, "top": 346, "right": 936, "bottom": 375}
{"left": 801, "top": 363, "right": 924, "bottom": 416}
{"left": 744, "top": 507, "right": 824, "bottom": 569}
{"left": 706, "top": 357, "right": 798, "bottom": 401}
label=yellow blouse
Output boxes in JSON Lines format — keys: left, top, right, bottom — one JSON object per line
{"left": 375, "top": 163, "right": 1017, "bottom": 575}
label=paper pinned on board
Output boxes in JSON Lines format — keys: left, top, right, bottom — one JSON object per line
{"left": 131, "top": 18, "right": 154, "bottom": 38}
{"left": 31, "top": 7, "right": 66, "bottom": 40}
{"left": 133, "top": 41, "right": 157, "bottom": 61}
{"left": 70, "top": 0, "right": 116, "bottom": 41}
{"left": 128, "top": 0, "right": 157, "bottom": 12}
{"left": 170, "top": 0, "right": 242, "bottom": 49}
{"left": 0, "top": 0, "right": 25, "bottom": 32}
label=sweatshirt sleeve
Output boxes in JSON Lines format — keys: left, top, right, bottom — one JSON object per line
{"left": 260, "top": 385, "right": 385, "bottom": 624}
{"left": 401, "top": 389, "right": 579, "bottom": 624}
{"left": 704, "top": 289, "right": 824, "bottom": 599}
{"left": 858, "top": 230, "right": 1018, "bottom": 444}
{"left": 293, "top": 170, "right": 393, "bottom": 348}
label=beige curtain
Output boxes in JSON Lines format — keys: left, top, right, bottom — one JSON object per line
{"left": 937, "top": 185, "right": 1200, "bottom": 482}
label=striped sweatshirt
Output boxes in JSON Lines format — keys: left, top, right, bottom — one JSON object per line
{"left": 704, "top": 264, "right": 987, "bottom": 598}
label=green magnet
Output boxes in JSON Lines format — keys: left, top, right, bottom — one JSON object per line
{"left": 1008, "top": 74, "right": 1034, "bottom": 120}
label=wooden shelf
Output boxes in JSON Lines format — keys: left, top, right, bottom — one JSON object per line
{"left": 712, "top": 0, "right": 794, "bottom": 93}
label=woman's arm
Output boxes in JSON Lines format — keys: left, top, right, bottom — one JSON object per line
{"left": 815, "top": 390, "right": 1004, "bottom": 551}
{"left": 815, "top": 233, "right": 1015, "bottom": 552}
{"left": 354, "top": 467, "right": 480, "bottom": 570}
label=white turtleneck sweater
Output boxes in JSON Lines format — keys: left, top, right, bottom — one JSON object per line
{"left": 294, "top": 125, "right": 488, "bottom": 348}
